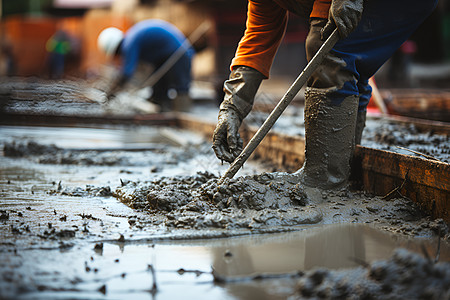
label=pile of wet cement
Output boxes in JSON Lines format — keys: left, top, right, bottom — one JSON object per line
{"left": 0, "top": 78, "right": 108, "bottom": 116}
{"left": 113, "top": 171, "right": 449, "bottom": 238}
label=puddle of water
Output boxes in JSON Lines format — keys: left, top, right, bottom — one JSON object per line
{"left": 4, "top": 223, "right": 448, "bottom": 300}
{"left": 209, "top": 224, "right": 448, "bottom": 278}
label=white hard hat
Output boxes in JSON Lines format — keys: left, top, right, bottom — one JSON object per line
{"left": 97, "top": 27, "right": 124, "bottom": 57}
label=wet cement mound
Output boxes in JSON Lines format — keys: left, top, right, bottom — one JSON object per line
{"left": 4, "top": 139, "right": 447, "bottom": 238}
{"left": 114, "top": 172, "right": 322, "bottom": 230}
{"left": 112, "top": 171, "right": 447, "bottom": 237}
{"left": 293, "top": 248, "right": 450, "bottom": 299}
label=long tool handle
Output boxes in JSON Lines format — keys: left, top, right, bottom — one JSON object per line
{"left": 219, "top": 28, "right": 340, "bottom": 184}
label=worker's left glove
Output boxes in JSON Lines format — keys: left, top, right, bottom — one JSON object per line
{"left": 212, "top": 66, "right": 264, "bottom": 163}
{"left": 322, "top": 0, "right": 364, "bottom": 40}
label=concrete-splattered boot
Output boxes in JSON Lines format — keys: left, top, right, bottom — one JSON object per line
{"left": 298, "top": 88, "right": 359, "bottom": 190}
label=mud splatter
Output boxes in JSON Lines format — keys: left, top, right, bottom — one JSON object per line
{"left": 49, "top": 183, "right": 113, "bottom": 197}
{"left": 293, "top": 249, "right": 450, "bottom": 299}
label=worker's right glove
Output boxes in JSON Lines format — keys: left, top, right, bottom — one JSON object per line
{"left": 322, "top": 0, "right": 364, "bottom": 40}
{"left": 104, "top": 74, "right": 127, "bottom": 101}
{"left": 212, "top": 66, "right": 264, "bottom": 163}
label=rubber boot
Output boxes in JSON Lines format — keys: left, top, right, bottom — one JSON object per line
{"left": 298, "top": 88, "right": 359, "bottom": 190}
{"left": 354, "top": 110, "right": 366, "bottom": 145}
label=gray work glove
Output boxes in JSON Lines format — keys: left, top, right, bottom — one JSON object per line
{"left": 322, "top": 0, "right": 364, "bottom": 40}
{"left": 212, "top": 66, "right": 264, "bottom": 163}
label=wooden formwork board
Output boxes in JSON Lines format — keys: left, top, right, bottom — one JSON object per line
{"left": 353, "top": 146, "right": 449, "bottom": 222}
{"left": 242, "top": 128, "right": 305, "bottom": 172}
{"left": 175, "top": 114, "right": 306, "bottom": 171}
{"left": 177, "top": 115, "right": 449, "bottom": 222}
{"left": 385, "top": 89, "right": 450, "bottom": 123}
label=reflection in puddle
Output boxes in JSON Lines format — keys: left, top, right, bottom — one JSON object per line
{"left": 210, "top": 224, "right": 430, "bottom": 279}
{"left": 17, "top": 224, "right": 446, "bottom": 299}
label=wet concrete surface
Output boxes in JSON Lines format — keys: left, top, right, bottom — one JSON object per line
{"left": 1, "top": 124, "right": 449, "bottom": 299}
{"left": 1, "top": 78, "right": 449, "bottom": 299}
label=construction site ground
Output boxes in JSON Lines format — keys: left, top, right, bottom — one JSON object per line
{"left": 0, "top": 77, "right": 449, "bottom": 299}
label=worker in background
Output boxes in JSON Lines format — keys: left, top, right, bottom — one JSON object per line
{"left": 97, "top": 19, "right": 195, "bottom": 112}
{"left": 46, "top": 30, "right": 72, "bottom": 79}
{"left": 213, "top": 0, "right": 437, "bottom": 192}
{"left": 0, "top": 40, "right": 15, "bottom": 76}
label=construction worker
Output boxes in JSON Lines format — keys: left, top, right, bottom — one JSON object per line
{"left": 213, "top": 0, "right": 437, "bottom": 190}
{"left": 97, "top": 19, "right": 195, "bottom": 111}
{"left": 46, "top": 30, "right": 72, "bottom": 79}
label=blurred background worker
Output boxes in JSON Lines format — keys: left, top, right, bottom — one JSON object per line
{"left": 212, "top": 0, "right": 438, "bottom": 192}
{"left": 46, "top": 29, "right": 72, "bottom": 79}
{"left": 97, "top": 19, "right": 195, "bottom": 112}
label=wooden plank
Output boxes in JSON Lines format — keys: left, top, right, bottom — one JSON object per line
{"left": 353, "top": 146, "right": 450, "bottom": 222}
{"left": 385, "top": 89, "right": 450, "bottom": 123}
{"left": 176, "top": 115, "right": 306, "bottom": 171}
{"left": 244, "top": 128, "right": 305, "bottom": 172}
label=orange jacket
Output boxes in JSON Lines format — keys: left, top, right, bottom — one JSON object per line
{"left": 231, "top": 0, "right": 331, "bottom": 78}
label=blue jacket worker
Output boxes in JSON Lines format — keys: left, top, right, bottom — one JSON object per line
{"left": 97, "top": 19, "right": 195, "bottom": 111}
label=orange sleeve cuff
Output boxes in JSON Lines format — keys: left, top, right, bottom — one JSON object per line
{"left": 230, "top": 0, "right": 288, "bottom": 78}
{"left": 231, "top": 0, "right": 330, "bottom": 78}
{"left": 310, "top": 0, "right": 331, "bottom": 19}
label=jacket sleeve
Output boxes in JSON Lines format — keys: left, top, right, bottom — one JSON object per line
{"left": 230, "top": 0, "right": 331, "bottom": 78}
{"left": 310, "top": 0, "right": 331, "bottom": 19}
{"left": 231, "top": 0, "right": 288, "bottom": 78}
